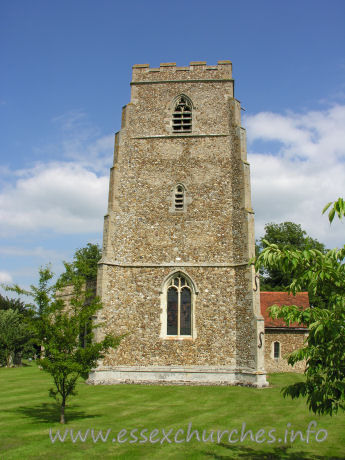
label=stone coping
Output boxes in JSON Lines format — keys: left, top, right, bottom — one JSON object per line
{"left": 132, "top": 61, "right": 231, "bottom": 70}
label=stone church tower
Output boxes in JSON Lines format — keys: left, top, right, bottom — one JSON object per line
{"left": 89, "top": 61, "right": 267, "bottom": 387}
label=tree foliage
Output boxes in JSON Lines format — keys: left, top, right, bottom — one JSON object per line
{"left": 255, "top": 199, "right": 345, "bottom": 415}
{"left": 3, "top": 266, "right": 55, "bottom": 318}
{"left": 2, "top": 266, "right": 57, "bottom": 360}
{"left": 37, "top": 270, "right": 121, "bottom": 424}
{"left": 0, "top": 294, "right": 36, "bottom": 365}
{"left": 1, "top": 244, "right": 103, "bottom": 370}
{"left": 323, "top": 197, "right": 345, "bottom": 222}
{"left": 59, "top": 243, "right": 101, "bottom": 283}
{"left": 4, "top": 263, "right": 121, "bottom": 424}
{"left": 0, "top": 294, "right": 32, "bottom": 316}
{"left": 257, "top": 222, "right": 326, "bottom": 291}
{"left": 0, "top": 309, "right": 34, "bottom": 366}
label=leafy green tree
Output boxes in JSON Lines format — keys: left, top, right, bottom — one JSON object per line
{"left": 0, "top": 294, "right": 32, "bottom": 316}
{"left": 40, "top": 272, "right": 121, "bottom": 423}
{"left": 257, "top": 222, "right": 326, "bottom": 291}
{"left": 0, "top": 309, "right": 34, "bottom": 366}
{"left": 54, "top": 243, "right": 102, "bottom": 350}
{"left": 255, "top": 199, "right": 345, "bottom": 416}
{"left": 0, "top": 294, "right": 36, "bottom": 365}
{"left": 323, "top": 197, "right": 345, "bottom": 222}
{"left": 3, "top": 266, "right": 55, "bottom": 318}
{"left": 6, "top": 266, "right": 121, "bottom": 423}
{"left": 56, "top": 243, "right": 102, "bottom": 347}
{"left": 3, "top": 266, "right": 57, "bottom": 359}
{"left": 59, "top": 243, "right": 101, "bottom": 283}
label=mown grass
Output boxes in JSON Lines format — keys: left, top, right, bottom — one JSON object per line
{"left": 1, "top": 363, "right": 344, "bottom": 459}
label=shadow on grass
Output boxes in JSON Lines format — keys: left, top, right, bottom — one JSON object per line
{"left": 13, "top": 403, "right": 99, "bottom": 424}
{"left": 204, "top": 444, "right": 343, "bottom": 459}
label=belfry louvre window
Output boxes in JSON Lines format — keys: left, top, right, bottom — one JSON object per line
{"left": 174, "top": 185, "right": 185, "bottom": 211}
{"left": 172, "top": 96, "right": 192, "bottom": 132}
{"left": 167, "top": 274, "right": 192, "bottom": 336}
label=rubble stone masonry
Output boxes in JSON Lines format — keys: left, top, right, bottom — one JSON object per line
{"left": 89, "top": 61, "right": 267, "bottom": 386}
{"left": 265, "top": 330, "right": 307, "bottom": 373}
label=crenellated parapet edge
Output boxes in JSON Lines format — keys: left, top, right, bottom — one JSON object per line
{"left": 131, "top": 61, "right": 233, "bottom": 83}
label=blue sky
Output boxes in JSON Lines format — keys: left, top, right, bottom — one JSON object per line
{"left": 1, "top": 0, "right": 345, "bottom": 290}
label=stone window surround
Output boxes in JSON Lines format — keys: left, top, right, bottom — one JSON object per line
{"left": 169, "top": 183, "right": 191, "bottom": 214}
{"left": 272, "top": 341, "right": 281, "bottom": 360}
{"left": 159, "top": 270, "right": 198, "bottom": 340}
{"left": 171, "top": 94, "right": 193, "bottom": 134}
{"left": 174, "top": 184, "right": 185, "bottom": 211}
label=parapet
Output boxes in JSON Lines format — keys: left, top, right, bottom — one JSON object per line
{"left": 131, "top": 61, "right": 233, "bottom": 83}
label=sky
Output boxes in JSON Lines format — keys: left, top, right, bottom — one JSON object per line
{"left": 1, "top": 0, "right": 345, "bottom": 292}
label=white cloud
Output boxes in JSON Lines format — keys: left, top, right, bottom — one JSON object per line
{"left": 61, "top": 134, "right": 114, "bottom": 174}
{"left": 0, "top": 271, "right": 12, "bottom": 283}
{"left": 31, "top": 111, "right": 114, "bottom": 175}
{"left": 0, "top": 111, "right": 113, "bottom": 237}
{"left": 49, "top": 110, "right": 114, "bottom": 174}
{"left": 1, "top": 106, "right": 344, "bottom": 251}
{"left": 52, "top": 109, "right": 90, "bottom": 131}
{"left": 245, "top": 105, "right": 345, "bottom": 248}
{"left": 0, "top": 162, "right": 108, "bottom": 236}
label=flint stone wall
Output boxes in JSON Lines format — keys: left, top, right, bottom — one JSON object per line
{"left": 264, "top": 329, "right": 307, "bottom": 373}
{"left": 94, "top": 61, "right": 266, "bottom": 386}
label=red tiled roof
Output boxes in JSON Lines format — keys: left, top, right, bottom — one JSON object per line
{"left": 260, "top": 292, "right": 309, "bottom": 328}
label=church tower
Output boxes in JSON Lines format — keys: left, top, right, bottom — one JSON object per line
{"left": 90, "top": 61, "right": 267, "bottom": 386}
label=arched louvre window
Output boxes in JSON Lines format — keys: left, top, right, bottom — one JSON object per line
{"left": 167, "top": 274, "right": 192, "bottom": 336}
{"left": 172, "top": 96, "right": 192, "bottom": 133}
{"left": 174, "top": 184, "right": 185, "bottom": 211}
{"left": 274, "top": 341, "right": 280, "bottom": 359}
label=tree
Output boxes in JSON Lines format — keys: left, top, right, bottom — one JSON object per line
{"left": 3, "top": 266, "right": 57, "bottom": 359}
{"left": 0, "top": 294, "right": 32, "bottom": 316}
{"left": 0, "top": 309, "right": 34, "bottom": 366}
{"left": 59, "top": 243, "right": 101, "bottom": 283}
{"left": 57, "top": 243, "right": 102, "bottom": 348}
{"left": 6, "top": 266, "right": 121, "bottom": 424}
{"left": 257, "top": 222, "right": 326, "bottom": 291}
{"left": 40, "top": 272, "right": 121, "bottom": 423}
{"left": 0, "top": 294, "right": 36, "bottom": 365}
{"left": 255, "top": 199, "right": 345, "bottom": 416}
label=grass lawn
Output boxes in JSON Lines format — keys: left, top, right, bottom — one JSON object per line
{"left": 1, "top": 363, "right": 345, "bottom": 459}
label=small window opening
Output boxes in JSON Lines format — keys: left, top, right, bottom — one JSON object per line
{"left": 173, "top": 96, "right": 192, "bottom": 133}
{"left": 174, "top": 185, "right": 185, "bottom": 211}
{"left": 274, "top": 341, "right": 280, "bottom": 359}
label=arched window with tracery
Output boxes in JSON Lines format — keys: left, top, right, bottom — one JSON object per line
{"left": 172, "top": 96, "right": 192, "bottom": 133}
{"left": 167, "top": 274, "right": 192, "bottom": 336}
